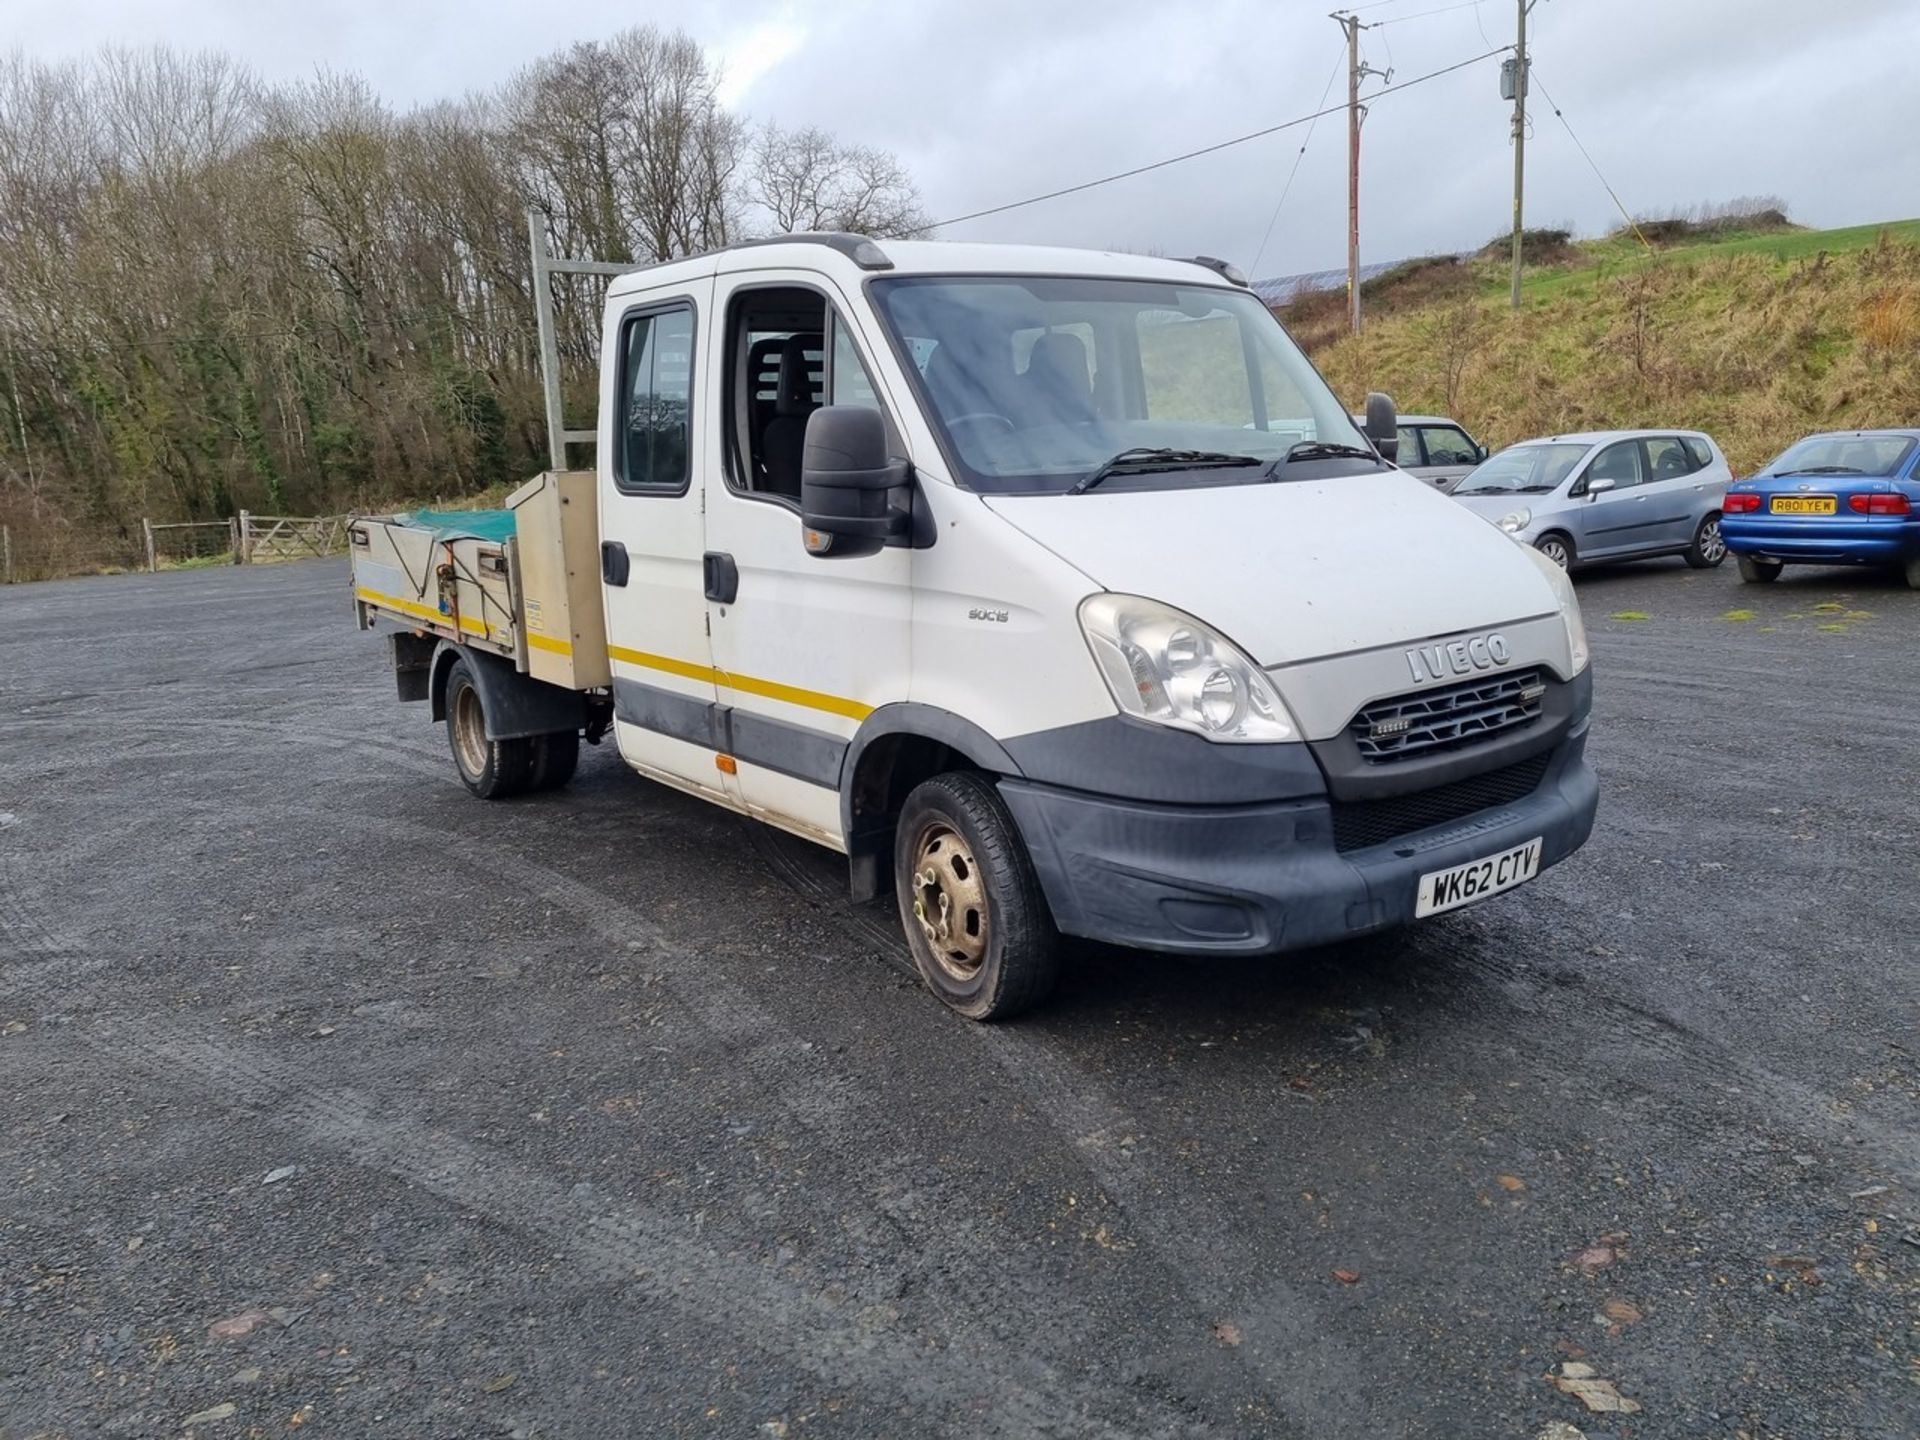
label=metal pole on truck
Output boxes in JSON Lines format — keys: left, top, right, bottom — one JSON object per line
{"left": 526, "top": 207, "right": 640, "bottom": 473}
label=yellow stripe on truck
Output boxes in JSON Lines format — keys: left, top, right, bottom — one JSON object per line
{"left": 525, "top": 632, "right": 573, "bottom": 656}
{"left": 606, "top": 643, "right": 874, "bottom": 723}
{"left": 354, "top": 586, "right": 489, "bottom": 638}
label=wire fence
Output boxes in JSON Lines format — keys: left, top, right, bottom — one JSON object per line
{"left": 2, "top": 511, "right": 351, "bottom": 585}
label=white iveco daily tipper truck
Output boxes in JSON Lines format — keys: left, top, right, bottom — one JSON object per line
{"left": 350, "top": 236, "right": 1597, "bottom": 1020}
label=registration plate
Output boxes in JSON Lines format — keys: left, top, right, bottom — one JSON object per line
{"left": 1770, "top": 495, "right": 1836, "bottom": 515}
{"left": 1415, "top": 838, "right": 1543, "bottom": 918}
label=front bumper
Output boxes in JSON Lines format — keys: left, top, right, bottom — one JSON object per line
{"left": 1722, "top": 516, "right": 1920, "bottom": 565}
{"left": 1000, "top": 719, "right": 1597, "bottom": 956}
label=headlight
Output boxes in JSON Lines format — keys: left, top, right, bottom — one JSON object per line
{"left": 1078, "top": 594, "right": 1299, "bottom": 743}
{"left": 1523, "top": 547, "right": 1590, "bottom": 675}
{"left": 1497, "top": 507, "right": 1532, "bottom": 534}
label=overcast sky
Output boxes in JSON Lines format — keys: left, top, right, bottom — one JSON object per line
{"left": 17, "top": 0, "right": 1920, "bottom": 279}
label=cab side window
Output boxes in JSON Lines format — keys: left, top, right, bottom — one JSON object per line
{"left": 723, "top": 285, "right": 897, "bottom": 504}
{"left": 616, "top": 305, "right": 695, "bottom": 494}
{"left": 1582, "top": 440, "right": 1644, "bottom": 492}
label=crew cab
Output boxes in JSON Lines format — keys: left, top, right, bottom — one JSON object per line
{"left": 351, "top": 236, "right": 1599, "bottom": 1020}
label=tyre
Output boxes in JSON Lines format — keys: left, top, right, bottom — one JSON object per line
{"left": 528, "top": 730, "right": 580, "bottom": 791}
{"left": 445, "top": 659, "right": 534, "bottom": 799}
{"left": 1535, "top": 532, "right": 1574, "bottom": 570}
{"left": 1736, "top": 555, "right": 1783, "bottom": 584}
{"left": 1905, "top": 555, "right": 1920, "bottom": 590}
{"left": 893, "top": 771, "right": 1059, "bottom": 1021}
{"left": 1684, "top": 513, "right": 1727, "bottom": 569}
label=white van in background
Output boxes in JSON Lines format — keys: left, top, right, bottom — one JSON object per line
{"left": 353, "top": 237, "right": 1599, "bottom": 1020}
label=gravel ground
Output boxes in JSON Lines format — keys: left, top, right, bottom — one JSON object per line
{"left": 1, "top": 555, "right": 1915, "bottom": 1440}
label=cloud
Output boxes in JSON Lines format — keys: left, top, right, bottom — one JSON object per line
{"left": 15, "top": 0, "right": 1918, "bottom": 279}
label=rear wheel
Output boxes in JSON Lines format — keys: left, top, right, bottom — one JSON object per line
{"left": 894, "top": 771, "right": 1058, "bottom": 1021}
{"left": 528, "top": 730, "right": 580, "bottom": 791}
{"left": 1684, "top": 513, "right": 1727, "bottom": 568}
{"left": 445, "top": 659, "right": 534, "bottom": 799}
{"left": 1905, "top": 555, "right": 1920, "bottom": 590}
{"left": 1535, "top": 533, "right": 1574, "bottom": 570}
{"left": 1737, "top": 555, "right": 1783, "bottom": 584}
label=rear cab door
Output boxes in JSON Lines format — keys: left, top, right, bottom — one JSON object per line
{"left": 596, "top": 271, "right": 736, "bottom": 808}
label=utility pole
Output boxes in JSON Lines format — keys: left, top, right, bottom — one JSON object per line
{"left": 1509, "top": 0, "right": 1535, "bottom": 308}
{"left": 1333, "top": 12, "right": 1388, "bottom": 336}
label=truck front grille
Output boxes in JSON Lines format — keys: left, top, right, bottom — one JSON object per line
{"left": 1351, "top": 669, "right": 1545, "bottom": 762}
{"left": 1330, "top": 753, "right": 1551, "bottom": 853}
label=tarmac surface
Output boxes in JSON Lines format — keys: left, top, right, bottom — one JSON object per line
{"left": 1, "top": 555, "right": 1915, "bottom": 1439}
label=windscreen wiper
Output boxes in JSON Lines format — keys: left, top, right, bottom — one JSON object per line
{"left": 1283, "top": 439, "right": 1383, "bottom": 464}
{"left": 1784, "top": 465, "right": 1863, "bottom": 475}
{"left": 1069, "top": 448, "right": 1261, "bottom": 495}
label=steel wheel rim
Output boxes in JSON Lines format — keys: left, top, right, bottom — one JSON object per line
{"left": 452, "top": 685, "right": 488, "bottom": 777}
{"left": 909, "top": 821, "right": 989, "bottom": 981}
{"left": 1700, "top": 519, "right": 1726, "bottom": 563}
{"left": 1541, "top": 539, "right": 1569, "bottom": 568}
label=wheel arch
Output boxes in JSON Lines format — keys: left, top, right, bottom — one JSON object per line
{"left": 428, "top": 642, "right": 585, "bottom": 740}
{"left": 840, "top": 704, "right": 1024, "bottom": 902}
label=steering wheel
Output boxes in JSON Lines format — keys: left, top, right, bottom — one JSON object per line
{"left": 945, "top": 412, "right": 1016, "bottom": 435}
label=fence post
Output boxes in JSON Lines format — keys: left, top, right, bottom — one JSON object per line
{"left": 238, "top": 510, "right": 252, "bottom": 565}
{"left": 1, "top": 524, "right": 10, "bottom": 585}
{"left": 143, "top": 518, "right": 157, "bottom": 574}
{"left": 229, "top": 515, "right": 241, "bottom": 564}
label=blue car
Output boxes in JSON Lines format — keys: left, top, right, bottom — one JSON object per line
{"left": 1721, "top": 429, "right": 1920, "bottom": 586}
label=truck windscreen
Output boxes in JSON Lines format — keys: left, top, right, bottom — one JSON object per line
{"left": 870, "top": 275, "right": 1374, "bottom": 494}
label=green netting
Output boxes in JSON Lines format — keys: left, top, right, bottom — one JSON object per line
{"left": 399, "top": 508, "right": 518, "bottom": 545}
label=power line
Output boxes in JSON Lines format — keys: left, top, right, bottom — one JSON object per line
{"left": 1370, "top": 0, "right": 1491, "bottom": 25}
{"left": 1530, "top": 69, "right": 1655, "bottom": 253}
{"left": 930, "top": 46, "right": 1511, "bottom": 231}
{"left": 1248, "top": 45, "right": 1347, "bottom": 280}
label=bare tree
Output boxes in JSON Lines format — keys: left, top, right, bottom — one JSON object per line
{"left": 751, "top": 123, "right": 931, "bottom": 238}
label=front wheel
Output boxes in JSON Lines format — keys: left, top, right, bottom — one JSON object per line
{"left": 1535, "top": 533, "right": 1574, "bottom": 570}
{"left": 1737, "top": 555, "right": 1783, "bottom": 584}
{"left": 894, "top": 772, "right": 1059, "bottom": 1021}
{"left": 1684, "top": 513, "right": 1727, "bottom": 568}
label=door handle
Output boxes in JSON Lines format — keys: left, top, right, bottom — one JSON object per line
{"left": 600, "top": 541, "right": 630, "bottom": 587}
{"left": 703, "top": 551, "right": 739, "bottom": 605}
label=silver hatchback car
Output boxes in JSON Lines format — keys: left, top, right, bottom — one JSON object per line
{"left": 1451, "top": 429, "right": 1732, "bottom": 570}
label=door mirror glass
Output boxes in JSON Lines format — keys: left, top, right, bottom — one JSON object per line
{"left": 800, "top": 406, "right": 911, "bottom": 556}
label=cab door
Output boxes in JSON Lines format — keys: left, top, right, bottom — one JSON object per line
{"left": 700, "top": 270, "right": 914, "bottom": 850}
{"left": 596, "top": 280, "right": 734, "bottom": 808}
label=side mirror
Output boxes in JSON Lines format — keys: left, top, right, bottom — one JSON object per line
{"left": 1474, "top": 442, "right": 1489, "bottom": 463}
{"left": 1586, "top": 476, "right": 1616, "bottom": 498}
{"left": 800, "top": 406, "right": 912, "bottom": 557}
{"left": 1363, "top": 391, "right": 1398, "bottom": 463}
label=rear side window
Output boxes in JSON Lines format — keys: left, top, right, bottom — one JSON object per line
{"left": 1420, "top": 426, "right": 1479, "bottom": 466}
{"left": 1643, "top": 436, "right": 1697, "bottom": 480}
{"left": 1683, "top": 437, "right": 1714, "bottom": 469}
{"left": 1395, "top": 427, "right": 1426, "bottom": 467}
{"left": 617, "top": 304, "right": 695, "bottom": 494}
